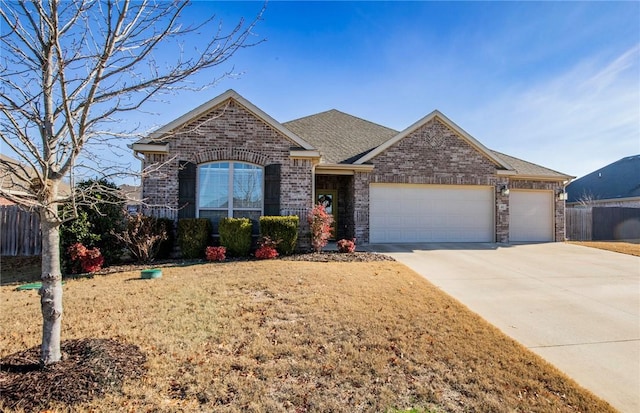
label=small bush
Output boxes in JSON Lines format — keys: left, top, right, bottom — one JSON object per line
{"left": 112, "top": 214, "right": 168, "bottom": 263}
{"left": 67, "top": 243, "right": 104, "bottom": 273}
{"left": 219, "top": 217, "right": 252, "bottom": 257}
{"left": 259, "top": 216, "right": 299, "bottom": 255}
{"left": 255, "top": 236, "right": 279, "bottom": 260}
{"left": 177, "top": 218, "right": 212, "bottom": 259}
{"left": 307, "top": 204, "right": 334, "bottom": 252}
{"left": 337, "top": 238, "right": 356, "bottom": 253}
{"left": 205, "top": 246, "right": 226, "bottom": 262}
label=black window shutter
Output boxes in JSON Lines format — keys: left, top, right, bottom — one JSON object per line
{"left": 178, "top": 161, "right": 196, "bottom": 219}
{"left": 264, "top": 163, "right": 281, "bottom": 216}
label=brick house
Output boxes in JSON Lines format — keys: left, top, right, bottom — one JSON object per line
{"left": 132, "top": 89, "right": 572, "bottom": 247}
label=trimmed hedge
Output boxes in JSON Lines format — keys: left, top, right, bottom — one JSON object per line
{"left": 177, "top": 218, "right": 211, "bottom": 259}
{"left": 259, "top": 215, "right": 299, "bottom": 255}
{"left": 219, "top": 217, "right": 252, "bottom": 257}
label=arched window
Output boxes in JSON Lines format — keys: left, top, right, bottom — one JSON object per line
{"left": 197, "top": 162, "right": 263, "bottom": 232}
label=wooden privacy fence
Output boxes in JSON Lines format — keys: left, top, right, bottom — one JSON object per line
{"left": 566, "top": 208, "right": 592, "bottom": 241}
{"left": 566, "top": 207, "right": 640, "bottom": 241}
{"left": 1, "top": 205, "right": 42, "bottom": 256}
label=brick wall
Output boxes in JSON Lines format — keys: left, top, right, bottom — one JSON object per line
{"left": 141, "top": 103, "right": 567, "bottom": 246}
{"left": 141, "top": 99, "right": 314, "bottom": 247}
{"left": 356, "top": 118, "right": 504, "bottom": 242}
{"left": 369, "top": 119, "right": 498, "bottom": 186}
{"left": 353, "top": 118, "right": 566, "bottom": 243}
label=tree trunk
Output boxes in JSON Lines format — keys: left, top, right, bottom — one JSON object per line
{"left": 38, "top": 208, "right": 63, "bottom": 365}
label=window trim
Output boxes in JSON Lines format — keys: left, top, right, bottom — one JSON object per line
{"left": 196, "top": 161, "right": 264, "bottom": 220}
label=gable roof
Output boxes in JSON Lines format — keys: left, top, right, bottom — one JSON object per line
{"left": 566, "top": 155, "right": 640, "bottom": 202}
{"left": 134, "top": 89, "right": 315, "bottom": 151}
{"left": 283, "top": 109, "right": 397, "bottom": 164}
{"left": 133, "top": 89, "right": 570, "bottom": 180}
{"left": 354, "top": 110, "right": 513, "bottom": 170}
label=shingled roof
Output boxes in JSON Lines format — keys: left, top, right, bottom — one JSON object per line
{"left": 490, "top": 151, "right": 572, "bottom": 180}
{"left": 283, "top": 109, "right": 570, "bottom": 180}
{"left": 283, "top": 109, "right": 397, "bottom": 164}
{"left": 566, "top": 155, "right": 640, "bottom": 202}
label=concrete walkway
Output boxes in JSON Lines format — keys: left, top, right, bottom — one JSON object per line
{"left": 364, "top": 242, "right": 640, "bottom": 413}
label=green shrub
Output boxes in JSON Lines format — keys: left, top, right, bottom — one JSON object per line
{"left": 177, "top": 218, "right": 211, "bottom": 259}
{"left": 155, "top": 218, "right": 175, "bottom": 259}
{"left": 219, "top": 217, "right": 252, "bottom": 257}
{"left": 59, "top": 179, "right": 126, "bottom": 272}
{"left": 60, "top": 210, "right": 100, "bottom": 273}
{"left": 259, "top": 216, "right": 299, "bottom": 255}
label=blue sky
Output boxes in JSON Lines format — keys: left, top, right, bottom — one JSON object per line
{"left": 5, "top": 1, "right": 638, "bottom": 183}
{"left": 139, "top": 0, "right": 639, "bottom": 182}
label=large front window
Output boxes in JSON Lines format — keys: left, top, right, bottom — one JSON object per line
{"left": 198, "top": 162, "right": 263, "bottom": 232}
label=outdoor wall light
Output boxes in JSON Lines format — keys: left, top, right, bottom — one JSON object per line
{"left": 499, "top": 185, "right": 510, "bottom": 196}
{"left": 557, "top": 190, "right": 568, "bottom": 201}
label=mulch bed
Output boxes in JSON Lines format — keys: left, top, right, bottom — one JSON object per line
{"left": 0, "top": 338, "right": 147, "bottom": 412}
{"left": 281, "top": 251, "right": 395, "bottom": 262}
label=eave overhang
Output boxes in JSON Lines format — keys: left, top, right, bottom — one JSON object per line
{"left": 290, "top": 149, "right": 321, "bottom": 159}
{"left": 131, "top": 143, "right": 170, "bottom": 154}
{"left": 315, "top": 163, "right": 374, "bottom": 175}
{"left": 505, "top": 173, "right": 575, "bottom": 182}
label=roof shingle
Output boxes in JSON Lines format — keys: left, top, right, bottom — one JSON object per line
{"left": 490, "top": 151, "right": 572, "bottom": 180}
{"left": 283, "top": 110, "right": 398, "bottom": 164}
{"left": 566, "top": 155, "right": 640, "bottom": 202}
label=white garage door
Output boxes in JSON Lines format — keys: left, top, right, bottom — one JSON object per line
{"left": 509, "top": 190, "right": 554, "bottom": 242}
{"left": 370, "top": 184, "right": 494, "bottom": 243}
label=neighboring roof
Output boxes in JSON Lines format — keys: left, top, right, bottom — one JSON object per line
{"left": 119, "top": 184, "right": 142, "bottom": 203}
{"left": 490, "top": 151, "right": 573, "bottom": 180}
{"left": 135, "top": 89, "right": 315, "bottom": 151}
{"left": 283, "top": 109, "right": 398, "bottom": 164}
{"left": 0, "top": 153, "right": 72, "bottom": 201}
{"left": 566, "top": 155, "right": 640, "bottom": 202}
{"left": 0, "top": 153, "right": 33, "bottom": 194}
{"left": 354, "top": 110, "right": 513, "bottom": 170}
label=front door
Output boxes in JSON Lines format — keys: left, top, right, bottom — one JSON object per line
{"left": 316, "top": 189, "right": 337, "bottom": 239}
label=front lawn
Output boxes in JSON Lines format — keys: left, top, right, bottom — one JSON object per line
{"left": 567, "top": 240, "right": 640, "bottom": 257}
{"left": 0, "top": 260, "right": 614, "bottom": 412}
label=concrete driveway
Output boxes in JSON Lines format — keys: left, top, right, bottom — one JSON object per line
{"left": 365, "top": 242, "right": 640, "bottom": 413}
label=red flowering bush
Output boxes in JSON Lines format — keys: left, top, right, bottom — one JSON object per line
{"left": 307, "top": 204, "right": 334, "bottom": 252}
{"left": 255, "top": 246, "right": 279, "bottom": 259}
{"left": 205, "top": 246, "right": 226, "bottom": 262}
{"left": 337, "top": 238, "right": 356, "bottom": 253}
{"left": 67, "top": 242, "right": 104, "bottom": 273}
{"left": 255, "top": 236, "right": 279, "bottom": 260}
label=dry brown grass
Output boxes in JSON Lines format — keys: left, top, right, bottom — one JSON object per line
{"left": 1, "top": 260, "right": 614, "bottom": 412}
{"left": 567, "top": 240, "right": 640, "bottom": 256}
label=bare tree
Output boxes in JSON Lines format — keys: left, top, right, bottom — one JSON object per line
{"left": 0, "top": 0, "right": 264, "bottom": 365}
{"left": 576, "top": 191, "right": 598, "bottom": 208}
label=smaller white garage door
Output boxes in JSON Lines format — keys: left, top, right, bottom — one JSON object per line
{"left": 509, "top": 190, "right": 554, "bottom": 242}
{"left": 370, "top": 184, "right": 494, "bottom": 243}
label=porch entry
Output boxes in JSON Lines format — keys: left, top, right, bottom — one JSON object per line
{"left": 316, "top": 189, "right": 337, "bottom": 239}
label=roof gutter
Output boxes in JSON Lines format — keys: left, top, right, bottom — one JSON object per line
{"left": 315, "top": 163, "right": 374, "bottom": 175}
